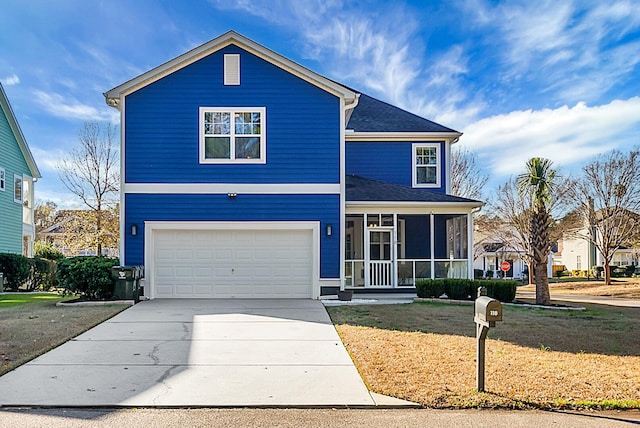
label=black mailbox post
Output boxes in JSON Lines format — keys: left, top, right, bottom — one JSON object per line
{"left": 474, "top": 286, "right": 503, "bottom": 392}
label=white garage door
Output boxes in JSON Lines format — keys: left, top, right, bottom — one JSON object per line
{"left": 153, "top": 228, "right": 313, "bottom": 298}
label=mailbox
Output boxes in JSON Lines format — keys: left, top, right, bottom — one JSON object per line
{"left": 474, "top": 296, "right": 502, "bottom": 327}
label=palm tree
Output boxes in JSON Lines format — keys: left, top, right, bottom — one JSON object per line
{"left": 516, "top": 158, "right": 556, "bottom": 305}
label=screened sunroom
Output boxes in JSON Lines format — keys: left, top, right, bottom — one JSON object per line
{"left": 344, "top": 176, "right": 482, "bottom": 290}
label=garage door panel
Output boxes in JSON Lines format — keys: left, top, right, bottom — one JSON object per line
{"left": 153, "top": 227, "right": 313, "bottom": 298}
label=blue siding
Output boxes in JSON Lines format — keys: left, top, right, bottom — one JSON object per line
{"left": 346, "top": 141, "right": 446, "bottom": 192}
{"left": 125, "top": 194, "right": 340, "bottom": 278}
{"left": 125, "top": 46, "right": 341, "bottom": 184}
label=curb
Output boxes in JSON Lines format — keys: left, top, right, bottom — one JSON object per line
{"left": 414, "top": 297, "right": 586, "bottom": 311}
{"left": 56, "top": 300, "right": 135, "bottom": 307}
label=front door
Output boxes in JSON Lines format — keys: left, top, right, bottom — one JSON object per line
{"left": 367, "top": 229, "right": 393, "bottom": 287}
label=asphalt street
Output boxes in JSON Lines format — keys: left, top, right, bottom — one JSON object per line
{"left": 1, "top": 408, "right": 639, "bottom": 428}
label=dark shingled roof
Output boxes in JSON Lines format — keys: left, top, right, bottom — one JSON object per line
{"left": 346, "top": 175, "right": 481, "bottom": 204}
{"left": 347, "top": 92, "right": 459, "bottom": 133}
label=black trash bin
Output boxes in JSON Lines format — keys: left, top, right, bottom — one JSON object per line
{"left": 111, "top": 266, "right": 139, "bottom": 302}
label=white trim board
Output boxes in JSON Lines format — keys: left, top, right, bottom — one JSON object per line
{"left": 124, "top": 183, "right": 341, "bottom": 194}
{"left": 144, "top": 221, "right": 321, "bottom": 299}
{"left": 346, "top": 132, "right": 460, "bottom": 142}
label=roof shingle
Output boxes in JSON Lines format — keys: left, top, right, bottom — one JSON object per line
{"left": 346, "top": 175, "right": 482, "bottom": 204}
{"left": 347, "top": 93, "right": 458, "bottom": 133}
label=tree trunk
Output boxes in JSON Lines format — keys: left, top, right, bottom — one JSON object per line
{"left": 534, "top": 261, "right": 551, "bottom": 305}
{"left": 604, "top": 261, "right": 611, "bottom": 285}
{"left": 528, "top": 260, "right": 535, "bottom": 285}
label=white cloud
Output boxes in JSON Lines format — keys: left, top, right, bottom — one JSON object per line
{"left": 209, "top": 0, "right": 483, "bottom": 129}
{"left": 32, "top": 90, "right": 118, "bottom": 122}
{"left": 466, "top": 0, "right": 640, "bottom": 104}
{"left": 1, "top": 74, "right": 20, "bottom": 86}
{"left": 459, "top": 97, "right": 640, "bottom": 177}
{"left": 29, "top": 146, "right": 67, "bottom": 173}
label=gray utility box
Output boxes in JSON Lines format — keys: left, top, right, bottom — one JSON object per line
{"left": 474, "top": 296, "right": 503, "bottom": 328}
{"left": 111, "top": 266, "right": 143, "bottom": 302}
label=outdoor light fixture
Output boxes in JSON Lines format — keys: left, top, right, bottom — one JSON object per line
{"left": 326, "top": 224, "right": 332, "bottom": 236}
{"left": 227, "top": 192, "right": 237, "bottom": 198}
{"left": 131, "top": 224, "right": 138, "bottom": 236}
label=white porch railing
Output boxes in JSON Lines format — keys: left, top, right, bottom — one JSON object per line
{"left": 369, "top": 261, "right": 392, "bottom": 286}
{"left": 346, "top": 259, "right": 469, "bottom": 288}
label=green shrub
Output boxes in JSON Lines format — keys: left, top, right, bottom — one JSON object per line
{"left": 34, "top": 241, "right": 65, "bottom": 261}
{"left": 474, "top": 269, "right": 484, "bottom": 279}
{"left": 479, "top": 279, "right": 518, "bottom": 302}
{"left": 415, "top": 279, "right": 446, "bottom": 298}
{"left": 624, "top": 265, "right": 635, "bottom": 277}
{"left": 0, "top": 253, "right": 33, "bottom": 291}
{"left": 57, "top": 256, "right": 119, "bottom": 300}
{"left": 416, "top": 278, "right": 517, "bottom": 302}
{"left": 32, "top": 257, "right": 57, "bottom": 291}
{"left": 485, "top": 270, "right": 494, "bottom": 279}
{"left": 444, "top": 278, "right": 472, "bottom": 300}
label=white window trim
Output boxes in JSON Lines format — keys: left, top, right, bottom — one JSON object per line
{"left": 199, "top": 107, "right": 266, "bottom": 164}
{"left": 14, "top": 174, "right": 22, "bottom": 203}
{"left": 412, "top": 143, "right": 441, "bottom": 188}
{"left": 0, "top": 167, "right": 5, "bottom": 191}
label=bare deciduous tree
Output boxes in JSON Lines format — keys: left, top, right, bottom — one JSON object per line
{"left": 487, "top": 179, "right": 534, "bottom": 283}
{"left": 568, "top": 149, "right": 640, "bottom": 285}
{"left": 450, "top": 147, "right": 488, "bottom": 200}
{"left": 57, "top": 121, "right": 119, "bottom": 256}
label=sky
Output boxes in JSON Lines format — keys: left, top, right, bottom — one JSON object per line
{"left": 1, "top": 0, "right": 639, "bottom": 208}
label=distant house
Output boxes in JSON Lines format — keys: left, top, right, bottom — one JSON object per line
{"left": 473, "top": 226, "right": 528, "bottom": 279}
{"left": 0, "top": 82, "right": 41, "bottom": 256}
{"left": 559, "top": 210, "right": 640, "bottom": 272}
{"left": 104, "top": 31, "right": 482, "bottom": 299}
{"left": 39, "top": 209, "right": 119, "bottom": 257}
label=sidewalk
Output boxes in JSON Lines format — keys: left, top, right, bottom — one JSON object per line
{"left": 517, "top": 291, "right": 640, "bottom": 308}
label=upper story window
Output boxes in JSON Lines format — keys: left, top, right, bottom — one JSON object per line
{"left": 14, "top": 174, "right": 22, "bottom": 203}
{"left": 412, "top": 143, "right": 440, "bottom": 188}
{"left": 0, "top": 167, "right": 5, "bottom": 191}
{"left": 199, "top": 107, "right": 266, "bottom": 164}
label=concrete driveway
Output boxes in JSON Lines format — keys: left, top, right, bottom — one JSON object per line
{"left": 0, "top": 299, "right": 397, "bottom": 407}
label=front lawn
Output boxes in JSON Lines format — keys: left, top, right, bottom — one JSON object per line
{"left": 0, "top": 293, "right": 127, "bottom": 376}
{"left": 327, "top": 302, "right": 640, "bottom": 410}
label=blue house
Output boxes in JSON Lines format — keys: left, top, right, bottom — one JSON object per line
{"left": 0, "top": 83, "right": 40, "bottom": 257}
{"left": 105, "top": 31, "right": 481, "bottom": 299}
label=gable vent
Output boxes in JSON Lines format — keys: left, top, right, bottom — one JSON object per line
{"left": 224, "top": 54, "right": 240, "bottom": 85}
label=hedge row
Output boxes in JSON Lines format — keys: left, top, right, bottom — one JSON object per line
{"left": 57, "top": 256, "right": 120, "bottom": 300}
{"left": 415, "top": 278, "right": 518, "bottom": 302}
{"left": 0, "top": 253, "right": 120, "bottom": 300}
{"left": 0, "top": 253, "right": 57, "bottom": 291}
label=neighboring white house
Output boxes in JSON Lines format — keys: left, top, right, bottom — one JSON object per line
{"left": 559, "top": 226, "right": 636, "bottom": 272}
{"left": 473, "top": 227, "right": 528, "bottom": 279}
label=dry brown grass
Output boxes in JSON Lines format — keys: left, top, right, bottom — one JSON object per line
{"left": 0, "top": 295, "right": 127, "bottom": 375}
{"left": 520, "top": 278, "right": 640, "bottom": 299}
{"left": 328, "top": 302, "right": 640, "bottom": 409}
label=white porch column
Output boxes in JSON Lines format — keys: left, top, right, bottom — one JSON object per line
{"left": 430, "top": 211, "right": 435, "bottom": 279}
{"left": 467, "top": 212, "right": 474, "bottom": 280}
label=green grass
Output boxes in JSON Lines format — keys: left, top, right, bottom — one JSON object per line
{"left": 0, "top": 293, "right": 66, "bottom": 307}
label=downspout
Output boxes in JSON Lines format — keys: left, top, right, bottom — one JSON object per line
{"left": 340, "top": 94, "right": 359, "bottom": 294}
